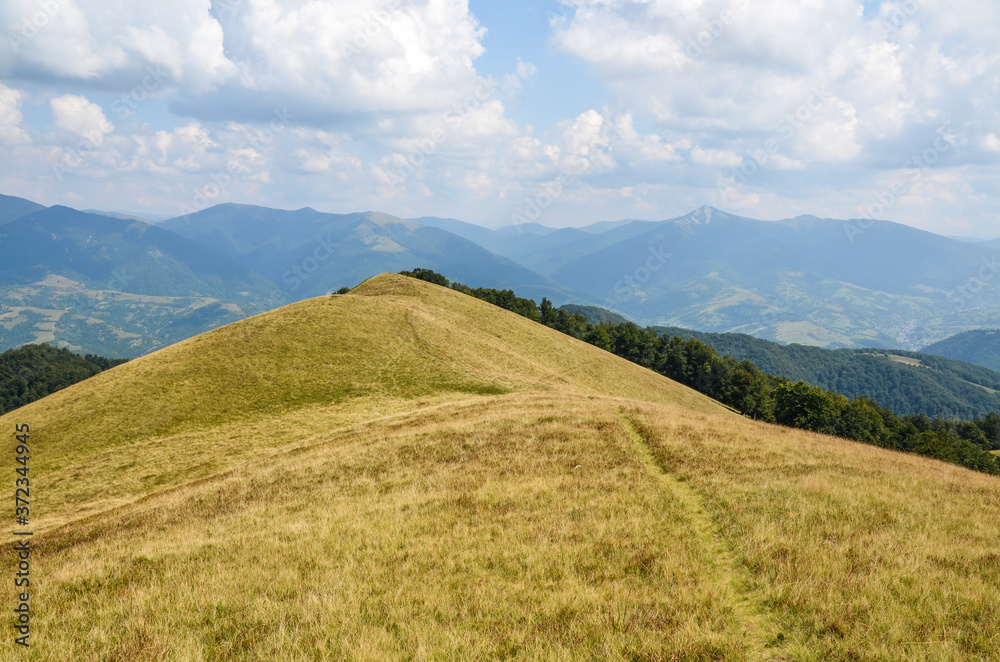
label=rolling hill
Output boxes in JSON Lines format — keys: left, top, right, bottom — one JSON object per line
{"left": 922, "top": 329, "right": 1000, "bottom": 373}
{"left": 162, "top": 204, "right": 583, "bottom": 304}
{"left": 0, "top": 205, "right": 289, "bottom": 357}
{"left": 4, "top": 274, "right": 1000, "bottom": 659}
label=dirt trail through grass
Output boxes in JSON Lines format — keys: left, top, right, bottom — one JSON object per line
{"left": 617, "top": 409, "right": 789, "bottom": 659}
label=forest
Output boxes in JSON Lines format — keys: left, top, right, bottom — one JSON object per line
{"left": 399, "top": 268, "right": 1000, "bottom": 476}
{"left": 0, "top": 343, "right": 129, "bottom": 415}
{"left": 651, "top": 325, "right": 1000, "bottom": 420}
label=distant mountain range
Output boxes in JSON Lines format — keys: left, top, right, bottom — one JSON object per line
{"left": 3, "top": 192, "right": 1000, "bottom": 360}
{"left": 161, "top": 205, "right": 581, "bottom": 304}
{"left": 0, "top": 196, "right": 590, "bottom": 356}
{"left": 422, "top": 206, "right": 1000, "bottom": 349}
{"left": 0, "top": 203, "right": 288, "bottom": 357}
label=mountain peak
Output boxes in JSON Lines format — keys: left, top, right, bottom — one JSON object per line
{"left": 693, "top": 205, "right": 719, "bottom": 222}
{"left": 364, "top": 211, "right": 418, "bottom": 229}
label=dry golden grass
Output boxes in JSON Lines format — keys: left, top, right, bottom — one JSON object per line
{"left": 3, "top": 274, "right": 1000, "bottom": 660}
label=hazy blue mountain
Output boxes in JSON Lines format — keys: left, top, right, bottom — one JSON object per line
{"left": 164, "top": 205, "right": 584, "bottom": 304}
{"left": 543, "top": 206, "right": 1000, "bottom": 348}
{"left": 576, "top": 219, "right": 651, "bottom": 234}
{"left": 408, "top": 216, "right": 505, "bottom": 250}
{"left": 1, "top": 206, "right": 284, "bottom": 298}
{"left": 411, "top": 215, "right": 660, "bottom": 277}
{"left": 83, "top": 209, "right": 173, "bottom": 223}
{"left": 492, "top": 221, "right": 557, "bottom": 237}
{"left": 922, "top": 329, "right": 1000, "bottom": 373}
{"left": 408, "top": 215, "right": 562, "bottom": 257}
{"left": 0, "top": 206, "right": 288, "bottom": 357}
{"left": 0, "top": 193, "right": 45, "bottom": 224}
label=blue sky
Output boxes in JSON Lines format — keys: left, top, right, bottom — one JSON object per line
{"left": 0, "top": 0, "right": 998, "bottom": 237}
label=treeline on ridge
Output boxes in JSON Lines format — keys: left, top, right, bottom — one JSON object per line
{"left": 0, "top": 343, "right": 129, "bottom": 415}
{"left": 652, "top": 325, "right": 1000, "bottom": 421}
{"left": 396, "top": 268, "right": 1000, "bottom": 476}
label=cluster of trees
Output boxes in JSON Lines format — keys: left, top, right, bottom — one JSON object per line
{"left": 654, "top": 325, "right": 1000, "bottom": 420}
{"left": 399, "top": 269, "right": 1000, "bottom": 475}
{"left": 0, "top": 344, "right": 129, "bottom": 415}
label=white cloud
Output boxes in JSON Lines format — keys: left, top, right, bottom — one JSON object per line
{"left": 196, "top": 0, "right": 489, "bottom": 119}
{"left": 551, "top": 0, "right": 1000, "bottom": 171}
{"left": 691, "top": 147, "right": 741, "bottom": 168}
{"left": 0, "top": 0, "right": 234, "bottom": 91}
{"left": 516, "top": 59, "right": 537, "bottom": 79}
{"left": 0, "top": 83, "right": 30, "bottom": 146}
{"left": 50, "top": 94, "right": 113, "bottom": 137}
{"left": 983, "top": 133, "right": 1000, "bottom": 154}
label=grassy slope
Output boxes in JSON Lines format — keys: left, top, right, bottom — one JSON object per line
{"left": 3, "top": 274, "right": 999, "bottom": 660}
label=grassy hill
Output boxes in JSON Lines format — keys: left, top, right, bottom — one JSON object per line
{"left": 4, "top": 274, "right": 1000, "bottom": 660}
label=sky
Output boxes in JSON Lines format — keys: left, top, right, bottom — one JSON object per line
{"left": 0, "top": 0, "right": 998, "bottom": 236}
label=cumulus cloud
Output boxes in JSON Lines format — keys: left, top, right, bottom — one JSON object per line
{"left": 50, "top": 94, "right": 113, "bottom": 136}
{"left": 0, "top": 83, "right": 30, "bottom": 146}
{"left": 0, "top": 0, "right": 234, "bottom": 91}
{"left": 551, "top": 0, "right": 1000, "bottom": 172}
{"left": 167, "top": 0, "right": 492, "bottom": 122}
{"left": 691, "top": 147, "right": 742, "bottom": 168}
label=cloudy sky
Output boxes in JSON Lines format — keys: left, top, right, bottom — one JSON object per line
{"left": 0, "top": 0, "right": 998, "bottom": 236}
